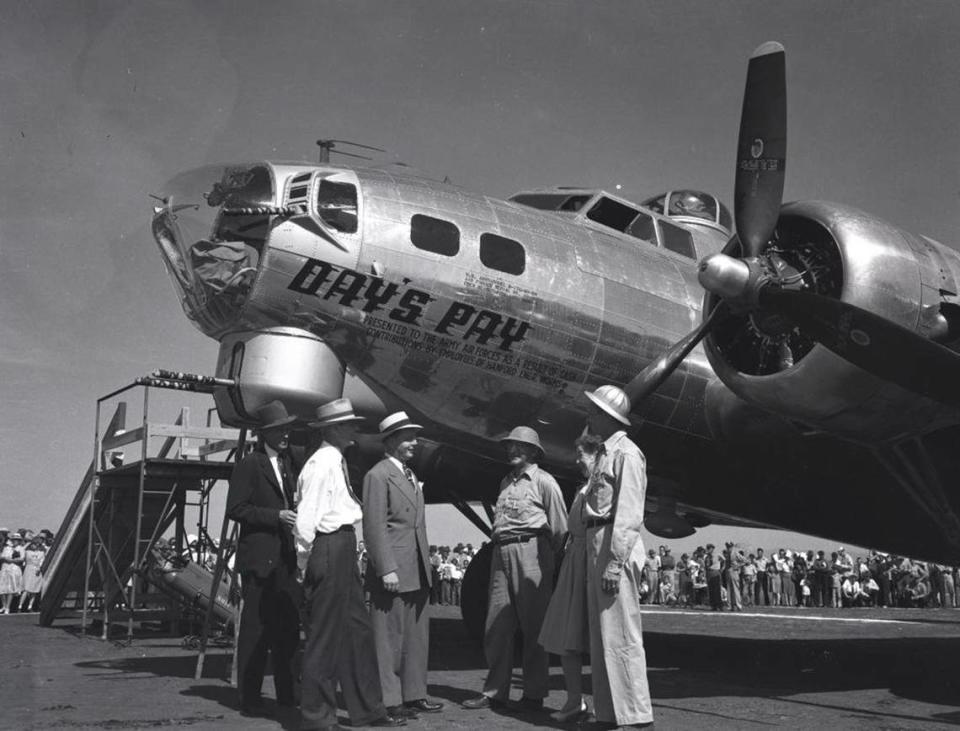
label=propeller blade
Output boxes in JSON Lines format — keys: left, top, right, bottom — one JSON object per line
{"left": 734, "top": 41, "right": 787, "bottom": 258}
{"left": 625, "top": 305, "right": 727, "bottom": 404}
{"left": 759, "top": 287, "right": 960, "bottom": 409}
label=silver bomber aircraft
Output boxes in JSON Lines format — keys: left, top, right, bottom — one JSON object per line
{"left": 150, "top": 43, "right": 960, "bottom": 622}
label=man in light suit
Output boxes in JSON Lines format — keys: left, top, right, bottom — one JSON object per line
{"left": 225, "top": 400, "right": 301, "bottom": 719}
{"left": 362, "top": 412, "right": 444, "bottom": 720}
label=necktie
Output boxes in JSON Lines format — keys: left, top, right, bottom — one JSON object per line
{"left": 404, "top": 466, "right": 419, "bottom": 492}
{"left": 277, "top": 454, "right": 294, "bottom": 508}
{"left": 342, "top": 458, "right": 362, "bottom": 505}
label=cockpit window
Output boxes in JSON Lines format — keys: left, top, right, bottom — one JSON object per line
{"left": 625, "top": 211, "right": 657, "bottom": 245}
{"left": 669, "top": 191, "right": 716, "bottom": 221}
{"left": 660, "top": 221, "right": 696, "bottom": 258}
{"left": 586, "top": 197, "right": 640, "bottom": 231}
{"left": 509, "top": 193, "right": 590, "bottom": 212}
{"left": 641, "top": 190, "right": 732, "bottom": 230}
{"left": 316, "top": 180, "right": 358, "bottom": 233}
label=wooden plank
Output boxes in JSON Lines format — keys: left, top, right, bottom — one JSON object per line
{"left": 149, "top": 424, "right": 240, "bottom": 441}
{"left": 101, "top": 427, "right": 145, "bottom": 452}
{"left": 197, "top": 439, "right": 240, "bottom": 457}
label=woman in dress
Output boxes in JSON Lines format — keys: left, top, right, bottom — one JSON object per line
{"left": 537, "top": 432, "right": 602, "bottom": 723}
{"left": 19, "top": 536, "right": 46, "bottom": 612}
{"left": 0, "top": 535, "right": 25, "bottom": 614}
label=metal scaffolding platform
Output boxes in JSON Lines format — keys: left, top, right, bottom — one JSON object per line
{"left": 40, "top": 378, "right": 243, "bottom": 643}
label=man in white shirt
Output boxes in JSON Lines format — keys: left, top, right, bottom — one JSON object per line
{"left": 294, "top": 398, "right": 404, "bottom": 731}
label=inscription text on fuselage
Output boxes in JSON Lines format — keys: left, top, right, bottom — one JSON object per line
{"left": 288, "top": 257, "right": 531, "bottom": 351}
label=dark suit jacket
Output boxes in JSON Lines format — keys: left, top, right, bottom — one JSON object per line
{"left": 362, "top": 458, "right": 432, "bottom": 594}
{"left": 226, "top": 447, "right": 298, "bottom": 579}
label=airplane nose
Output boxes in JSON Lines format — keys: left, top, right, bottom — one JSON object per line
{"left": 151, "top": 163, "right": 274, "bottom": 336}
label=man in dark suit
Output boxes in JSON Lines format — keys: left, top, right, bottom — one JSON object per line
{"left": 226, "top": 400, "right": 300, "bottom": 718}
{"left": 362, "top": 412, "right": 444, "bottom": 720}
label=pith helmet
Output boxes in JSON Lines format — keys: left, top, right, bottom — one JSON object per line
{"left": 499, "top": 426, "right": 544, "bottom": 459}
{"left": 584, "top": 385, "right": 632, "bottom": 425}
{"left": 255, "top": 400, "right": 298, "bottom": 430}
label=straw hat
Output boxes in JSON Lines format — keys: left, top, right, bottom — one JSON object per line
{"left": 309, "top": 398, "right": 365, "bottom": 428}
{"left": 584, "top": 384, "right": 632, "bottom": 425}
{"left": 377, "top": 411, "right": 423, "bottom": 439}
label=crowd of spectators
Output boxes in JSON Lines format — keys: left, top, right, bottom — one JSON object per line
{"left": 356, "top": 541, "right": 477, "bottom": 607}
{"left": 18, "top": 523, "right": 955, "bottom": 619}
{"left": 351, "top": 538, "right": 960, "bottom": 612}
{"left": 0, "top": 527, "right": 54, "bottom": 614}
{"left": 639, "top": 542, "right": 960, "bottom": 610}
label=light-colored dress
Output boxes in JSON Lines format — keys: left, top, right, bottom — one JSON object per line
{"left": 0, "top": 545, "right": 23, "bottom": 594}
{"left": 21, "top": 548, "right": 45, "bottom": 594}
{"left": 538, "top": 484, "right": 589, "bottom": 654}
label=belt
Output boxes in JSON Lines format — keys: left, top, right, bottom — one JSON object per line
{"left": 584, "top": 516, "right": 613, "bottom": 528}
{"left": 316, "top": 524, "right": 355, "bottom": 537}
{"left": 494, "top": 533, "right": 539, "bottom": 546}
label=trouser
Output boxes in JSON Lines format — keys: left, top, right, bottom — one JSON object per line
{"left": 300, "top": 529, "right": 386, "bottom": 730}
{"left": 706, "top": 570, "right": 723, "bottom": 610}
{"left": 236, "top": 566, "right": 300, "bottom": 709}
{"left": 369, "top": 586, "right": 430, "bottom": 707}
{"left": 451, "top": 579, "right": 461, "bottom": 606}
{"left": 742, "top": 577, "right": 755, "bottom": 606}
{"left": 724, "top": 569, "right": 741, "bottom": 609}
{"left": 482, "top": 536, "right": 554, "bottom": 701}
{"left": 429, "top": 569, "right": 441, "bottom": 604}
{"left": 943, "top": 574, "right": 957, "bottom": 608}
{"left": 878, "top": 574, "right": 891, "bottom": 607}
{"left": 755, "top": 571, "right": 769, "bottom": 605}
{"left": 441, "top": 579, "right": 452, "bottom": 605}
{"left": 586, "top": 527, "right": 653, "bottom": 726}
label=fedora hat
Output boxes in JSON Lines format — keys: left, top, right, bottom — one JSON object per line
{"left": 378, "top": 411, "right": 423, "bottom": 439}
{"left": 255, "top": 400, "right": 298, "bottom": 430}
{"left": 584, "top": 384, "right": 632, "bottom": 425}
{"left": 309, "top": 398, "right": 365, "bottom": 428}
{"left": 499, "top": 425, "right": 544, "bottom": 459}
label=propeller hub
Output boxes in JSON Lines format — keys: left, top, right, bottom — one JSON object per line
{"left": 698, "top": 253, "right": 754, "bottom": 301}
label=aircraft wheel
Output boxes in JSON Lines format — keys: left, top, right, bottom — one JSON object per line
{"left": 460, "top": 542, "right": 492, "bottom": 642}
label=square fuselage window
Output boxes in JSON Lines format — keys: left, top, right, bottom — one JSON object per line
{"left": 411, "top": 214, "right": 460, "bottom": 256}
{"left": 480, "top": 233, "right": 525, "bottom": 275}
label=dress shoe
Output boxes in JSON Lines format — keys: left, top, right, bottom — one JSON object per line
{"left": 551, "top": 699, "right": 589, "bottom": 723}
{"left": 404, "top": 699, "right": 444, "bottom": 713}
{"left": 367, "top": 715, "right": 407, "bottom": 727}
{"left": 386, "top": 704, "right": 418, "bottom": 719}
{"left": 238, "top": 703, "right": 273, "bottom": 718}
{"left": 461, "top": 694, "right": 507, "bottom": 710}
{"left": 515, "top": 696, "right": 544, "bottom": 712}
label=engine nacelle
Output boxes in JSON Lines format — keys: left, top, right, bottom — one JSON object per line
{"left": 704, "top": 201, "right": 960, "bottom": 442}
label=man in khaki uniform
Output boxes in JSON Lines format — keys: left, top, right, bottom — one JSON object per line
{"left": 582, "top": 385, "right": 653, "bottom": 729}
{"left": 462, "top": 426, "right": 567, "bottom": 712}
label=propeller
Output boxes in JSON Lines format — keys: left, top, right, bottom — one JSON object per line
{"left": 624, "top": 42, "right": 786, "bottom": 406}
{"left": 623, "top": 41, "right": 960, "bottom": 415}
{"left": 734, "top": 42, "right": 787, "bottom": 259}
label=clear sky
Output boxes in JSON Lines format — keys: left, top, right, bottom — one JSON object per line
{"left": 2, "top": 1, "right": 958, "bottom": 557}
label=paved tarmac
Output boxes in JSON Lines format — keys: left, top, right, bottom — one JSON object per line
{"left": 3, "top": 604, "right": 960, "bottom": 730}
